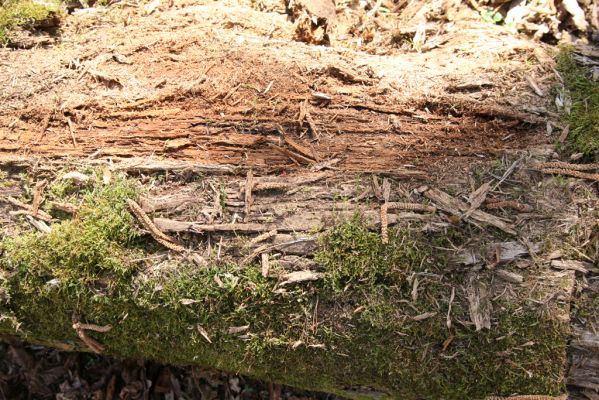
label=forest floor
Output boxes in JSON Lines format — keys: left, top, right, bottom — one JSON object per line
{"left": 0, "top": 0, "right": 598, "bottom": 399}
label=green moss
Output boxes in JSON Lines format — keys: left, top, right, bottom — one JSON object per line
{"left": 0, "top": 180, "right": 570, "bottom": 399}
{"left": 0, "top": 0, "right": 61, "bottom": 45}
{"left": 556, "top": 47, "right": 599, "bottom": 159}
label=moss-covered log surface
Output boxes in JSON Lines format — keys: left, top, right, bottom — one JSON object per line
{"left": 0, "top": 153, "right": 592, "bottom": 399}
{"left": 1, "top": 1, "right": 598, "bottom": 398}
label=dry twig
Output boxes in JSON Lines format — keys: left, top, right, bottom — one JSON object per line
{"left": 7, "top": 196, "right": 52, "bottom": 222}
{"left": 72, "top": 317, "right": 112, "bottom": 354}
{"left": 127, "top": 199, "right": 185, "bottom": 252}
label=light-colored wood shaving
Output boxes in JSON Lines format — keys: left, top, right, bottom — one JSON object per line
{"left": 541, "top": 168, "right": 599, "bottom": 181}
{"left": 127, "top": 199, "right": 185, "bottom": 252}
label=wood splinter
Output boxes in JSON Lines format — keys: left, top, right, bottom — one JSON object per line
{"left": 127, "top": 199, "right": 185, "bottom": 252}
{"left": 72, "top": 316, "right": 112, "bottom": 354}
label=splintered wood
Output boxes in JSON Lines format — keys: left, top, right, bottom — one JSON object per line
{"left": 127, "top": 199, "right": 185, "bottom": 252}
{"left": 466, "top": 275, "right": 492, "bottom": 331}
{"left": 421, "top": 187, "right": 517, "bottom": 235}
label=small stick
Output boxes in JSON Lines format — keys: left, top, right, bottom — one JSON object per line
{"left": 127, "top": 199, "right": 185, "bottom": 252}
{"left": 7, "top": 197, "right": 52, "bottom": 222}
{"left": 248, "top": 229, "right": 278, "bottom": 247}
{"left": 66, "top": 117, "right": 77, "bottom": 147}
{"left": 72, "top": 317, "right": 112, "bottom": 354}
{"left": 73, "top": 322, "right": 113, "bottom": 333}
{"left": 541, "top": 168, "right": 599, "bottom": 182}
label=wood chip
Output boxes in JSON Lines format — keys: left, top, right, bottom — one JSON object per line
{"left": 412, "top": 311, "right": 437, "bottom": 321}
{"left": 26, "top": 215, "right": 51, "bottom": 233}
{"left": 466, "top": 275, "right": 492, "bottom": 331}
{"left": 155, "top": 218, "right": 271, "bottom": 234}
{"left": 164, "top": 138, "right": 192, "bottom": 150}
{"left": 261, "top": 253, "right": 270, "bottom": 278}
{"left": 278, "top": 271, "right": 324, "bottom": 286}
{"left": 66, "top": 117, "right": 77, "bottom": 147}
{"left": 227, "top": 325, "right": 250, "bottom": 335}
{"left": 551, "top": 259, "right": 591, "bottom": 274}
{"left": 196, "top": 325, "right": 212, "bottom": 343}
{"left": 62, "top": 171, "right": 90, "bottom": 184}
{"left": 526, "top": 76, "right": 544, "bottom": 96}
{"left": 495, "top": 269, "right": 524, "bottom": 284}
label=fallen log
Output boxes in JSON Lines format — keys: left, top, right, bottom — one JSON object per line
{"left": 0, "top": 165, "right": 582, "bottom": 400}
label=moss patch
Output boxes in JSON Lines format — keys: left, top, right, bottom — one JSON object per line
{"left": 0, "top": 0, "right": 61, "bottom": 45}
{"left": 556, "top": 47, "right": 599, "bottom": 159}
{"left": 0, "top": 174, "right": 570, "bottom": 399}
